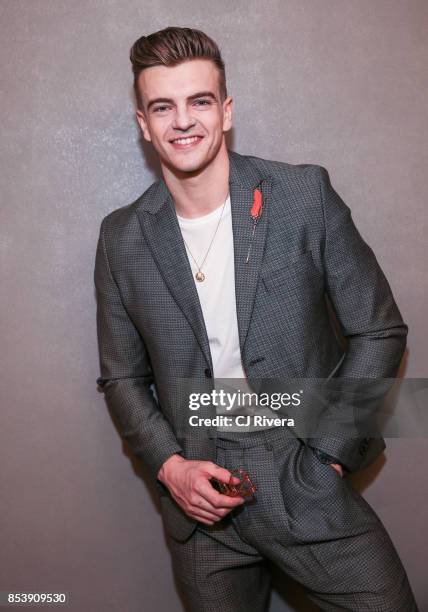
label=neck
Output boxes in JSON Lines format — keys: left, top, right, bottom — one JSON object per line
{"left": 161, "top": 143, "right": 230, "bottom": 219}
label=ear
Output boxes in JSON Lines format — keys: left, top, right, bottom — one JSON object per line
{"left": 136, "top": 109, "right": 152, "bottom": 142}
{"left": 222, "top": 96, "right": 233, "bottom": 133}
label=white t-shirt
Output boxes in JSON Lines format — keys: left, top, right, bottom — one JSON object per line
{"left": 177, "top": 195, "right": 274, "bottom": 432}
{"left": 177, "top": 195, "right": 244, "bottom": 379}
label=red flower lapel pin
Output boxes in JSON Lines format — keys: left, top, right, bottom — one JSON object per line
{"left": 251, "top": 188, "right": 263, "bottom": 220}
{"left": 246, "top": 187, "right": 264, "bottom": 264}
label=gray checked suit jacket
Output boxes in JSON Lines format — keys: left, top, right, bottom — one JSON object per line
{"left": 95, "top": 149, "right": 407, "bottom": 542}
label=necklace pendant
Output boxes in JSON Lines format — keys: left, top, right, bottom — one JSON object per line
{"left": 195, "top": 271, "right": 205, "bottom": 282}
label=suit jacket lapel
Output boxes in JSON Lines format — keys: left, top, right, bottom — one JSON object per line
{"left": 135, "top": 181, "right": 213, "bottom": 371}
{"left": 229, "top": 151, "right": 272, "bottom": 352}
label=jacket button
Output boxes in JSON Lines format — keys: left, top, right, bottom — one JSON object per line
{"left": 249, "top": 356, "right": 265, "bottom": 366}
{"left": 204, "top": 368, "right": 212, "bottom": 379}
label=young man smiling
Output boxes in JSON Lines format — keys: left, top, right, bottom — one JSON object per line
{"left": 135, "top": 56, "right": 232, "bottom": 220}
{"left": 95, "top": 27, "right": 418, "bottom": 611}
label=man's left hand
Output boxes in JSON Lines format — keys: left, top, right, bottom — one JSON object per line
{"left": 330, "top": 463, "right": 344, "bottom": 478}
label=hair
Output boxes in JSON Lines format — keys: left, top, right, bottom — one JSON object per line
{"left": 130, "top": 26, "right": 227, "bottom": 110}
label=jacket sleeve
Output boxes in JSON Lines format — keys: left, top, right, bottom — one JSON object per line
{"left": 94, "top": 218, "right": 183, "bottom": 486}
{"left": 307, "top": 166, "right": 408, "bottom": 472}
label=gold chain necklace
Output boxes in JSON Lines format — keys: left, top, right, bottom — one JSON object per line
{"left": 181, "top": 196, "right": 228, "bottom": 282}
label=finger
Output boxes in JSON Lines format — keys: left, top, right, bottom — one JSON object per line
{"left": 193, "top": 466, "right": 246, "bottom": 508}
{"left": 191, "top": 495, "right": 223, "bottom": 516}
{"left": 189, "top": 504, "right": 236, "bottom": 523}
{"left": 187, "top": 504, "right": 225, "bottom": 522}
{"left": 191, "top": 509, "right": 235, "bottom": 525}
{"left": 330, "top": 463, "right": 343, "bottom": 477}
{"left": 187, "top": 490, "right": 240, "bottom": 516}
{"left": 204, "top": 464, "right": 242, "bottom": 486}
{"left": 198, "top": 481, "right": 245, "bottom": 509}
{"left": 191, "top": 515, "right": 216, "bottom": 526}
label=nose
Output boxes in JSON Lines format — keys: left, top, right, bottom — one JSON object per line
{"left": 172, "top": 105, "right": 196, "bottom": 132}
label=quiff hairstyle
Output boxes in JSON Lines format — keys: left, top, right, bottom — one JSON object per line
{"left": 130, "top": 26, "right": 227, "bottom": 110}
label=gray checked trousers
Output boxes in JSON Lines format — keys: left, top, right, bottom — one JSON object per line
{"left": 167, "top": 428, "right": 418, "bottom": 611}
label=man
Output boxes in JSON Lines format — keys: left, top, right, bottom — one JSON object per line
{"left": 95, "top": 27, "right": 418, "bottom": 611}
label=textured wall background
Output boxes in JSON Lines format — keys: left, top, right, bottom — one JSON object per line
{"left": 1, "top": 1, "right": 427, "bottom": 610}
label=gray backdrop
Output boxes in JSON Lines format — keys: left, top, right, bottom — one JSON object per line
{"left": 1, "top": 1, "right": 427, "bottom": 610}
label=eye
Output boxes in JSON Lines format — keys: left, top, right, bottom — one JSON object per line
{"left": 193, "top": 99, "right": 212, "bottom": 107}
{"left": 152, "top": 105, "right": 171, "bottom": 114}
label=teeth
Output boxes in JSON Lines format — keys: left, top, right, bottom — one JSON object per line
{"left": 172, "top": 136, "right": 200, "bottom": 145}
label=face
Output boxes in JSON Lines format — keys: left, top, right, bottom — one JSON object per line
{"left": 135, "top": 59, "right": 232, "bottom": 176}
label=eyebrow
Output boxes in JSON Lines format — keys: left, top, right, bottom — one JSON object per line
{"left": 146, "top": 91, "right": 218, "bottom": 111}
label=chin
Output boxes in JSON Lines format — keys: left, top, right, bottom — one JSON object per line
{"left": 168, "top": 156, "right": 212, "bottom": 175}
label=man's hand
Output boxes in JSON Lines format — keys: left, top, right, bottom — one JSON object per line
{"left": 310, "top": 447, "right": 345, "bottom": 478}
{"left": 330, "top": 463, "right": 344, "bottom": 478}
{"left": 157, "top": 454, "right": 245, "bottom": 526}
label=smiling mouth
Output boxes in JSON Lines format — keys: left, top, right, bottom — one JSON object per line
{"left": 170, "top": 136, "right": 203, "bottom": 147}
